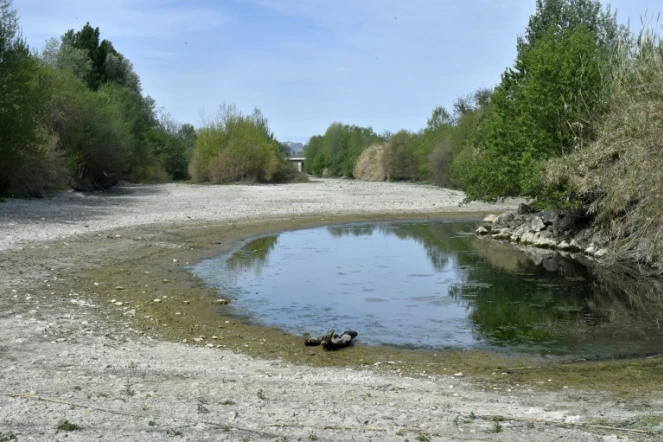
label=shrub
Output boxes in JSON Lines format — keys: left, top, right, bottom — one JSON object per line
{"left": 353, "top": 143, "right": 387, "bottom": 181}
{"left": 545, "top": 23, "right": 663, "bottom": 271}
{"left": 190, "top": 104, "right": 291, "bottom": 184}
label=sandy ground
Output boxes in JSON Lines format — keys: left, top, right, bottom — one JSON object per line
{"left": 0, "top": 180, "right": 659, "bottom": 442}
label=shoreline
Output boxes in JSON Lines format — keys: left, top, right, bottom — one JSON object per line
{"left": 1, "top": 181, "right": 661, "bottom": 441}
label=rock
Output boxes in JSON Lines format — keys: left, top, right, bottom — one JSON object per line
{"left": 153, "top": 299, "right": 162, "bottom": 303}
{"left": 213, "top": 299, "right": 230, "bottom": 305}
{"left": 126, "top": 309, "right": 136, "bottom": 317}
{"left": 521, "top": 231, "right": 537, "bottom": 245}
{"left": 518, "top": 203, "right": 533, "bottom": 214}
{"left": 594, "top": 248, "right": 607, "bottom": 258}
{"left": 532, "top": 236, "right": 558, "bottom": 248}
{"left": 491, "top": 229, "right": 512, "bottom": 240}
{"left": 557, "top": 240, "right": 572, "bottom": 251}
{"left": 539, "top": 210, "right": 559, "bottom": 226}
{"left": 483, "top": 214, "right": 499, "bottom": 224}
{"left": 493, "top": 212, "right": 516, "bottom": 229}
{"left": 528, "top": 216, "right": 546, "bottom": 232}
{"left": 475, "top": 226, "right": 490, "bottom": 235}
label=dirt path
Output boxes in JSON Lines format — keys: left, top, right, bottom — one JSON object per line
{"left": 0, "top": 181, "right": 660, "bottom": 442}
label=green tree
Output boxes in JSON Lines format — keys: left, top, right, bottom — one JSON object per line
{"left": 461, "top": 0, "right": 623, "bottom": 200}
{"left": 0, "top": 0, "right": 49, "bottom": 194}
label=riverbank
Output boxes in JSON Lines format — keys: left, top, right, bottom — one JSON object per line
{"left": 1, "top": 180, "right": 661, "bottom": 441}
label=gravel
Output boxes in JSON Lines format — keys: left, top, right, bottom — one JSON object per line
{"left": 0, "top": 181, "right": 651, "bottom": 441}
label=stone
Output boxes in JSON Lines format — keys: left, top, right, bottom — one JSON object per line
{"left": 475, "top": 226, "right": 490, "bottom": 235}
{"left": 493, "top": 212, "right": 516, "bottom": 229}
{"left": 483, "top": 214, "right": 499, "bottom": 224}
{"left": 153, "top": 299, "right": 162, "bottom": 303}
{"left": 532, "top": 236, "right": 558, "bottom": 248}
{"left": 517, "top": 203, "right": 533, "bottom": 214}
{"left": 539, "top": 210, "right": 559, "bottom": 226}
{"left": 520, "top": 232, "right": 537, "bottom": 245}
{"left": 213, "top": 299, "right": 230, "bottom": 305}
{"left": 594, "top": 248, "right": 607, "bottom": 258}
{"left": 557, "top": 240, "right": 572, "bottom": 251}
{"left": 528, "top": 216, "right": 546, "bottom": 232}
{"left": 491, "top": 229, "right": 512, "bottom": 240}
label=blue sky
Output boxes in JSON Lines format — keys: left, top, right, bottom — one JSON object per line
{"left": 14, "top": 0, "right": 659, "bottom": 143}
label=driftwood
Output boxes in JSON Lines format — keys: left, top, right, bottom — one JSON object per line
{"left": 305, "top": 329, "right": 358, "bottom": 350}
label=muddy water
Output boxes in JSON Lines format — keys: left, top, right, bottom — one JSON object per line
{"left": 193, "top": 220, "right": 663, "bottom": 358}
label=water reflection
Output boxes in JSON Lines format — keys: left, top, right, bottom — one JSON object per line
{"left": 193, "top": 220, "right": 663, "bottom": 357}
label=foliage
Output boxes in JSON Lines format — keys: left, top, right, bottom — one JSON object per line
{"left": 457, "top": 0, "right": 622, "bottom": 200}
{"left": 303, "top": 123, "right": 381, "bottom": 177}
{"left": 57, "top": 420, "right": 83, "bottom": 431}
{"left": 190, "top": 104, "right": 294, "bottom": 184}
{"left": 0, "top": 0, "right": 49, "bottom": 194}
{"left": 545, "top": 22, "right": 663, "bottom": 271}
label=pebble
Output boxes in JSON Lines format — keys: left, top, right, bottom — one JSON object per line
{"left": 153, "top": 299, "right": 162, "bottom": 303}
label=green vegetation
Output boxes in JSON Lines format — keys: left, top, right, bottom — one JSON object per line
{"left": 57, "top": 420, "right": 83, "bottom": 431}
{"left": 188, "top": 104, "right": 299, "bottom": 184}
{"left": 0, "top": 0, "right": 301, "bottom": 197}
{"left": 304, "top": 123, "right": 382, "bottom": 177}
{"left": 0, "top": 431, "right": 17, "bottom": 442}
{"left": 303, "top": 0, "right": 663, "bottom": 272}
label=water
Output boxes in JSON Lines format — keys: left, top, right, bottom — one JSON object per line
{"left": 192, "top": 220, "right": 663, "bottom": 358}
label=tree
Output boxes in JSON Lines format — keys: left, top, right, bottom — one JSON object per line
{"left": 462, "top": 0, "right": 623, "bottom": 200}
{"left": 0, "top": 0, "right": 48, "bottom": 193}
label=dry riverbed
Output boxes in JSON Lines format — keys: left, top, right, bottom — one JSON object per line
{"left": 1, "top": 180, "right": 662, "bottom": 442}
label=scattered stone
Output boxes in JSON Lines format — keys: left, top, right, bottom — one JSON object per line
{"left": 213, "top": 299, "right": 230, "bottom": 305}
{"left": 153, "top": 299, "right": 162, "bottom": 303}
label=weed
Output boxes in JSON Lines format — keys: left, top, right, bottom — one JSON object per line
{"left": 220, "top": 399, "right": 235, "bottom": 406}
{"left": 142, "top": 404, "right": 148, "bottom": 411}
{"left": 124, "top": 383, "right": 135, "bottom": 397}
{"left": 492, "top": 421, "right": 503, "bottom": 433}
{"left": 526, "top": 422, "right": 535, "bottom": 430}
{"left": 280, "top": 437, "right": 289, "bottom": 442}
{"left": 148, "top": 420, "right": 156, "bottom": 426}
{"left": 469, "top": 411, "right": 476, "bottom": 420}
{"left": 415, "top": 434, "right": 431, "bottom": 442}
{"left": 57, "top": 420, "right": 83, "bottom": 431}
{"left": 166, "top": 429, "right": 183, "bottom": 437}
{"left": 221, "top": 425, "right": 231, "bottom": 432}
{"left": 396, "top": 429, "right": 407, "bottom": 436}
{"left": 257, "top": 389, "right": 267, "bottom": 400}
{"left": 308, "top": 432, "right": 318, "bottom": 441}
{"left": 0, "top": 431, "right": 17, "bottom": 442}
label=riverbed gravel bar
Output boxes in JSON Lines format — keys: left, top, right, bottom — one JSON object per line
{"left": 1, "top": 180, "right": 661, "bottom": 441}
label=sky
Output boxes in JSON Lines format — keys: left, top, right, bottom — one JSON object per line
{"left": 13, "top": 0, "right": 659, "bottom": 143}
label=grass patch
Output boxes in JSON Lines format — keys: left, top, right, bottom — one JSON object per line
{"left": 220, "top": 399, "right": 235, "bottom": 406}
{"left": 57, "top": 420, "right": 83, "bottom": 431}
{"left": 415, "top": 434, "right": 431, "bottom": 442}
{"left": 0, "top": 431, "right": 17, "bottom": 442}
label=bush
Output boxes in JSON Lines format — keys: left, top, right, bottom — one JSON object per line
{"left": 353, "top": 143, "right": 387, "bottom": 181}
{"left": 6, "top": 128, "right": 67, "bottom": 197}
{"left": 190, "top": 104, "right": 291, "bottom": 184}
{"left": 545, "top": 23, "right": 663, "bottom": 271}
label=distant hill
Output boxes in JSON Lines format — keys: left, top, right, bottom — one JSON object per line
{"left": 280, "top": 141, "right": 304, "bottom": 157}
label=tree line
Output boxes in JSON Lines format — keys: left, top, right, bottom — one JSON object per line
{"left": 0, "top": 0, "right": 303, "bottom": 197}
{"left": 303, "top": 0, "right": 663, "bottom": 270}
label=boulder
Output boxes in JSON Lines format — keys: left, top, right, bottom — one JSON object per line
{"left": 518, "top": 203, "right": 534, "bottom": 214}
{"left": 475, "top": 226, "right": 490, "bottom": 235}
{"left": 483, "top": 214, "right": 499, "bottom": 224}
